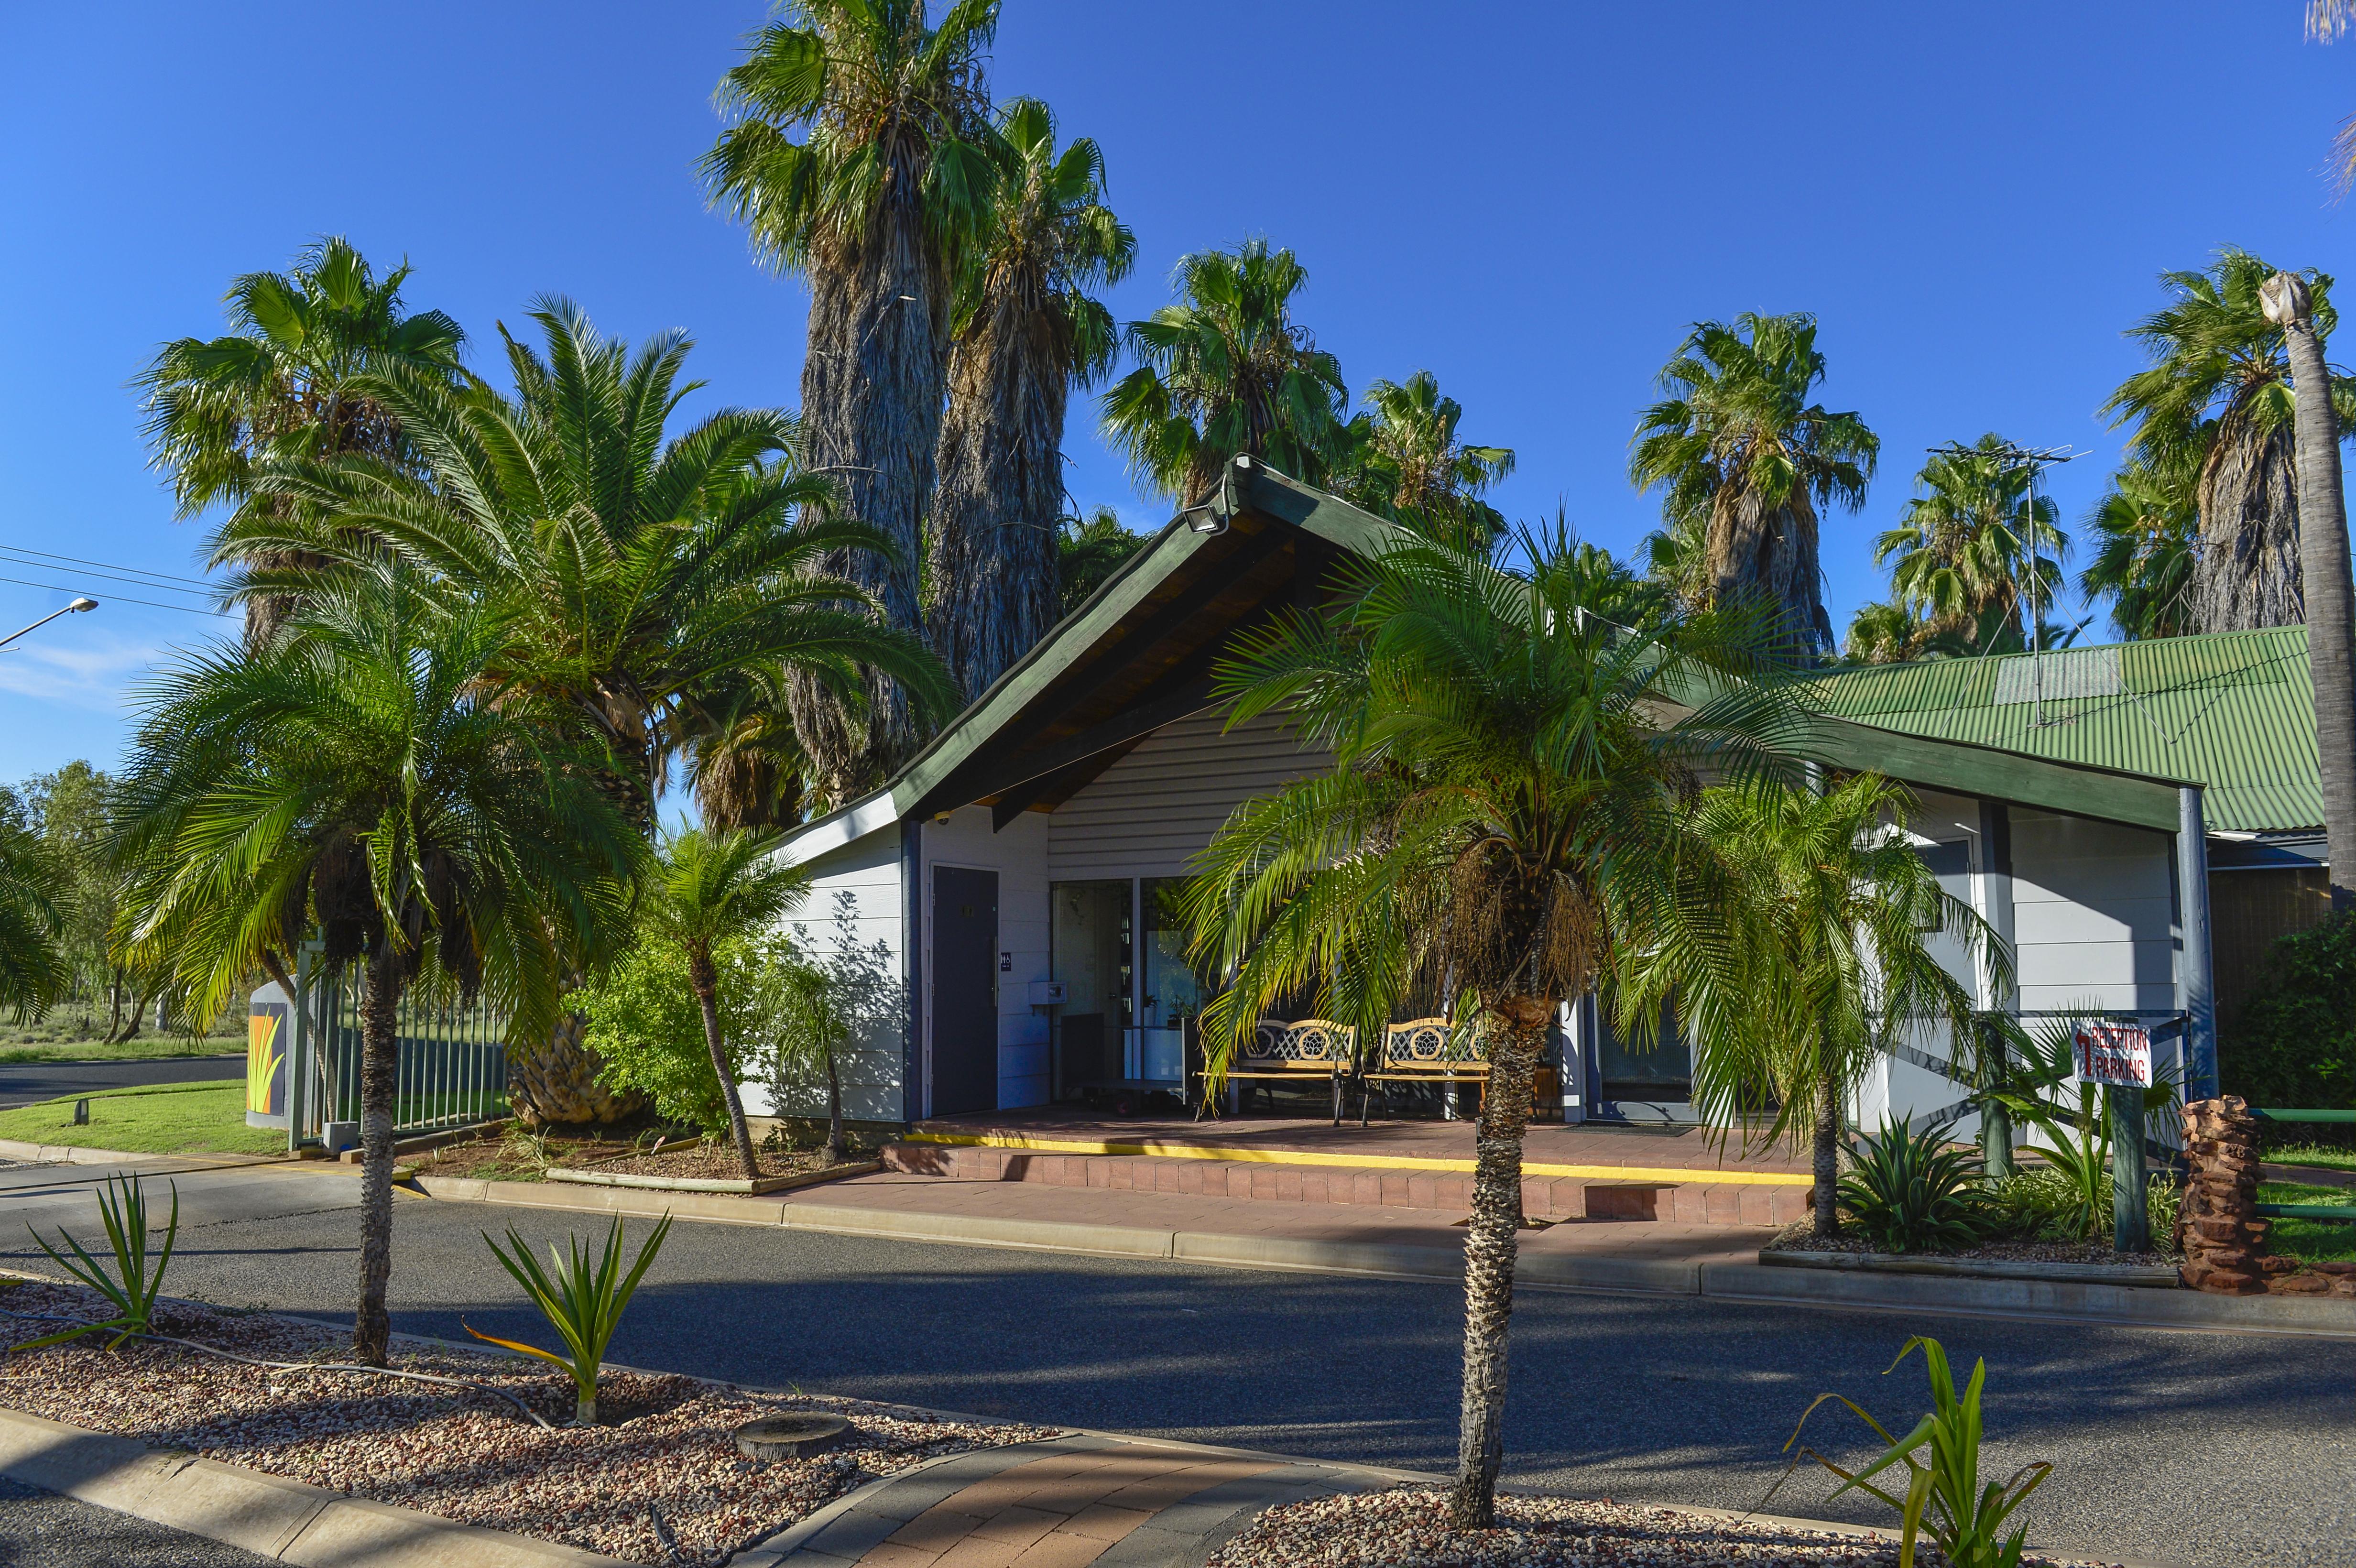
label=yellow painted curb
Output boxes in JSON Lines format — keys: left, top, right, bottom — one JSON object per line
{"left": 899, "top": 1130, "right": 1814, "bottom": 1187}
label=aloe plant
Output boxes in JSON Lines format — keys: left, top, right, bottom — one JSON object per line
{"left": 1838, "top": 1116, "right": 1987, "bottom": 1253}
{"left": 14, "top": 1175, "right": 178, "bottom": 1351}
{"left": 1776, "top": 1336, "right": 2051, "bottom": 1568}
{"left": 466, "top": 1214, "right": 672, "bottom": 1424}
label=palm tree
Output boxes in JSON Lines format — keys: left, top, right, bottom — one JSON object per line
{"left": 638, "top": 825, "right": 812, "bottom": 1178}
{"left": 111, "top": 566, "right": 639, "bottom": 1364}
{"left": 703, "top": 0, "right": 999, "bottom": 797}
{"left": 1333, "top": 370, "right": 1516, "bottom": 554}
{"left": 1630, "top": 313, "right": 1878, "bottom": 655}
{"left": 1626, "top": 773, "right": 1999, "bottom": 1239}
{"left": 928, "top": 98, "right": 1135, "bottom": 703}
{"left": 135, "top": 239, "right": 464, "bottom": 645}
{"left": 2100, "top": 249, "right": 2356, "bottom": 633}
{"left": 2303, "top": 4, "right": 2356, "bottom": 195}
{"left": 214, "top": 299, "right": 953, "bottom": 820}
{"left": 1057, "top": 505, "right": 1146, "bottom": 617}
{"left": 1843, "top": 598, "right": 1969, "bottom": 665}
{"left": 1873, "top": 435, "right": 2068, "bottom": 656}
{"left": 1102, "top": 239, "right": 1351, "bottom": 505}
{"left": 681, "top": 667, "right": 816, "bottom": 832}
{"left": 1184, "top": 525, "right": 1793, "bottom": 1529}
{"left": 2080, "top": 461, "right": 2197, "bottom": 641}
{"left": 0, "top": 790, "right": 71, "bottom": 1021}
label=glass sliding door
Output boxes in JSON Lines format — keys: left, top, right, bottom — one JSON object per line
{"left": 1049, "top": 880, "right": 1130, "bottom": 1099}
{"left": 1139, "top": 878, "right": 1211, "bottom": 1087}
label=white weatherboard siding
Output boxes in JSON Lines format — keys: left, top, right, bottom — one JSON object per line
{"left": 2010, "top": 809, "right": 2176, "bottom": 1016}
{"left": 1046, "top": 710, "right": 1333, "bottom": 881}
{"left": 922, "top": 806, "right": 1053, "bottom": 1110}
{"left": 748, "top": 823, "right": 905, "bottom": 1125}
{"left": 1856, "top": 787, "right": 1992, "bottom": 1137}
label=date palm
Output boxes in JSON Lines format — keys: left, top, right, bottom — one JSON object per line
{"left": 1843, "top": 598, "right": 1971, "bottom": 665}
{"left": 1631, "top": 313, "right": 1878, "bottom": 656}
{"left": 1185, "top": 523, "right": 1795, "bottom": 1528}
{"left": 1102, "top": 239, "right": 1351, "bottom": 505}
{"left": 928, "top": 97, "right": 1135, "bottom": 702}
{"left": 0, "top": 791, "right": 71, "bottom": 1021}
{"left": 2100, "top": 249, "right": 2356, "bottom": 633}
{"left": 638, "top": 825, "right": 812, "bottom": 1178}
{"left": 111, "top": 565, "right": 639, "bottom": 1364}
{"left": 703, "top": 0, "right": 999, "bottom": 799}
{"left": 1335, "top": 370, "right": 1516, "bottom": 554}
{"left": 2080, "top": 461, "right": 2197, "bottom": 641}
{"left": 1874, "top": 435, "right": 2067, "bottom": 656}
{"left": 135, "top": 239, "right": 464, "bottom": 645}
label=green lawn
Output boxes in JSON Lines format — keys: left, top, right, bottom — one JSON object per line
{"left": 0, "top": 1081, "right": 282, "bottom": 1156}
{"left": 2267, "top": 1143, "right": 2356, "bottom": 1174}
{"left": 2258, "top": 1180, "right": 2356, "bottom": 1264}
{"left": 0, "top": 1009, "right": 247, "bottom": 1064}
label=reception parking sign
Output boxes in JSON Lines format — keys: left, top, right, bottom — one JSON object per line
{"left": 2072, "top": 1020, "right": 2153, "bottom": 1088}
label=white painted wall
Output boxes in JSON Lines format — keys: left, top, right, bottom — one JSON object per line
{"left": 1857, "top": 787, "right": 1993, "bottom": 1137}
{"left": 1046, "top": 710, "right": 1332, "bottom": 881}
{"left": 921, "top": 806, "right": 1053, "bottom": 1111}
{"left": 747, "top": 823, "right": 907, "bottom": 1125}
{"left": 2009, "top": 808, "right": 2176, "bottom": 1015}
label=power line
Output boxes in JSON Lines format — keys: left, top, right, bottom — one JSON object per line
{"left": 0, "top": 573, "right": 233, "bottom": 618}
{"left": 0, "top": 553, "right": 216, "bottom": 599}
{"left": 0, "top": 544, "right": 214, "bottom": 588}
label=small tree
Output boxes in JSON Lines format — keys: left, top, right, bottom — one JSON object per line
{"left": 579, "top": 935, "right": 784, "bottom": 1134}
{"left": 765, "top": 890, "right": 896, "bottom": 1164}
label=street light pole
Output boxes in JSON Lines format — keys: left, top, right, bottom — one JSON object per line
{"left": 0, "top": 597, "right": 98, "bottom": 651}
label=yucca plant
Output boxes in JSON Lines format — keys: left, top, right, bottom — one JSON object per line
{"left": 467, "top": 1214, "right": 672, "bottom": 1424}
{"left": 1838, "top": 1115, "right": 1987, "bottom": 1254}
{"left": 14, "top": 1176, "right": 178, "bottom": 1351}
{"left": 1777, "top": 1336, "right": 2052, "bottom": 1568}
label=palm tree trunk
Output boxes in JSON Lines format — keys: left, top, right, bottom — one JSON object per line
{"left": 352, "top": 945, "right": 403, "bottom": 1365}
{"left": 790, "top": 147, "right": 950, "bottom": 804}
{"left": 2280, "top": 307, "right": 2356, "bottom": 907}
{"left": 1448, "top": 996, "right": 1549, "bottom": 1531}
{"left": 927, "top": 294, "right": 1068, "bottom": 703}
{"left": 1811, "top": 1042, "right": 1842, "bottom": 1239}
{"left": 2192, "top": 421, "right": 2303, "bottom": 632}
{"left": 688, "top": 948, "right": 761, "bottom": 1179}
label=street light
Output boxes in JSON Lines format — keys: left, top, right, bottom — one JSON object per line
{"left": 0, "top": 597, "right": 98, "bottom": 651}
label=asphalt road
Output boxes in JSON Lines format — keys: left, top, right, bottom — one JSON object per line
{"left": 2, "top": 1161, "right": 2350, "bottom": 1568}
{"left": 0, "top": 1057, "right": 241, "bottom": 1111}
{"left": 0, "top": 1477, "right": 276, "bottom": 1568}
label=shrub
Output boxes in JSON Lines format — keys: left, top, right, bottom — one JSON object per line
{"left": 1982, "top": 1167, "right": 2085, "bottom": 1243}
{"left": 576, "top": 935, "right": 786, "bottom": 1132}
{"left": 2223, "top": 909, "right": 2356, "bottom": 1111}
{"left": 467, "top": 1213, "right": 672, "bottom": 1425}
{"left": 1838, "top": 1116, "right": 1986, "bottom": 1253}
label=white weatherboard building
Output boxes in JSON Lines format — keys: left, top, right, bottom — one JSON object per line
{"left": 752, "top": 461, "right": 2273, "bottom": 1136}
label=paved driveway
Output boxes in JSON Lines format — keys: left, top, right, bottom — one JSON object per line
{"left": 0, "top": 1166, "right": 2340, "bottom": 1568}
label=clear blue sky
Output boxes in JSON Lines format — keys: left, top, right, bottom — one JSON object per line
{"left": 3, "top": 1, "right": 2350, "bottom": 785}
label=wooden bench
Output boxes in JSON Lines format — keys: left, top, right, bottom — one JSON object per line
{"left": 1358, "top": 1017, "right": 1488, "bottom": 1124}
{"left": 1219, "top": 1018, "right": 1355, "bottom": 1125}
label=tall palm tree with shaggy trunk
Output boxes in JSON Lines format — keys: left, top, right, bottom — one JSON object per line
{"left": 1102, "top": 239, "right": 1350, "bottom": 506}
{"left": 1873, "top": 434, "right": 2068, "bottom": 656}
{"left": 136, "top": 239, "right": 464, "bottom": 646}
{"left": 1631, "top": 313, "right": 1878, "bottom": 656}
{"left": 1624, "top": 773, "right": 2000, "bottom": 1240}
{"left": 928, "top": 98, "right": 1134, "bottom": 703}
{"left": 703, "top": 0, "right": 999, "bottom": 802}
{"left": 639, "top": 825, "right": 812, "bottom": 1178}
{"left": 2263, "top": 269, "right": 2356, "bottom": 912}
{"left": 111, "top": 566, "right": 639, "bottom": 1363}
{"left": 1334, "top": 370, "right": 1516, "bottom": 555}
{"left": 2101, "top": 249, "right": 2356, "bottom": 633}
{"left": 2080, "top": 460, "right": 2198, "bottom": 641}
{"left": 1185, "top": 524, "right": 1795, "bottom": 1528}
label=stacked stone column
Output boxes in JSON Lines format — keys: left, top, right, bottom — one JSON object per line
{"left": 2177, "top": 1096, "right": 2270, "bottom": 1294}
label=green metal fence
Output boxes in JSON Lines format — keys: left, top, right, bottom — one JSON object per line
{"left": 284, "top": 946, "right": 510, "bottom": 1147}
{"left": 2249, "top": 1108, "right": 2356, "bottom": 1221}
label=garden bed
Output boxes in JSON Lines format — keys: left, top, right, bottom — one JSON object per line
{"left": 1205, "top": 1487, "right": 2119, "bottom": 1567}
{"left": 0, "top": 1276, "right": 1046, "bottom": 1567}
{"left": 403, "top": 1127, "right": 878, "bottom": 1187}
{"left": 1758, "top": 1222, "right": 2176, "bottom": 1270}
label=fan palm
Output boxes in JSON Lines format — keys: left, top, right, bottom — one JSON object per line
{"left": 1630, "top": 313, "right": 1878, "bottom": 655}
{"left": 213, "top": 298, "right": 953, "bottom": 819}
{"left": 0, "top": 789, "right": 72, "bottom": 1021}
{"left": 1057, "top": 505, "right": 1147, "bottom": 617}
{"left": 1334, "top": 370, "right": 1516, "bottom": 555}
{"left": 637, "top": 825, "right": 812, "bottom": 1178}
{"left": 928, "top": 97, "right": 1135, "bottom": 703}
{"left": 1626, "top": 773, "right": 2001, "bottom": 1239}
{"left": 110, "top": 565, "right": 639, "bottom": 1364}
{"left": 1184, "top": 524, "right": 1796, "bottom": 1528}
{"left": 1102, "top": 239, "right": 1351, "bottom": 506}
{"left": 703, "top": 0, "right": 999, "bottom": 795}
{"left": 2080, "top": 461, "right": 2197, "bottom": 641}
{"left": 135, "top": 239, "right": 465, "bottom": 644}
{"left": 1873, "top": 435, "right": 2067, "bottom": 656}
{"left": 2099, "top": 249, "right": 2356, "bottom": 633}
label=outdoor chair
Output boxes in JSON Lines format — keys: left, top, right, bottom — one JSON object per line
{"left": 1357, "top": 1016, "right": 1565, "bottom": 1124}
{"left": 1216, "top": 1018, "right": 1355, "bottom": 1124}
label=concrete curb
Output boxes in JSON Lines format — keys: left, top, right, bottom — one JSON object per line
{"left": 407, "top": 1174, "right": 2356, "bottom": 1339}
{"left": 0, "top": 1405, "right": 632, "bottom": 1567}
{"left": 0, "top": 1137, "right": 299, "bottom": 1169}
{"left": 1761, "top": 1249, "right": 2182, "bottom": 1289}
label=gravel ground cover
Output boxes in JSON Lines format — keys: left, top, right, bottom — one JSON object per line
{"left": 408, "top": 1130, "right": 874, "bottom": 1185}
{"left": 1207, "top": 1488, "right": 2122, "bottom": 1567}
{"left": 0, "top": 1277, "right": 1047, "bottom": 1566}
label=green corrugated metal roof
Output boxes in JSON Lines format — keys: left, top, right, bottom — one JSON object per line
{"left": 1800, "top": 626, "right": 2321, "bottom": 833}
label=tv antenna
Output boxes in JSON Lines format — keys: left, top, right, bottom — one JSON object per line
{"left": 1925, "top": 441, "right": 2087, "bottom": 729}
